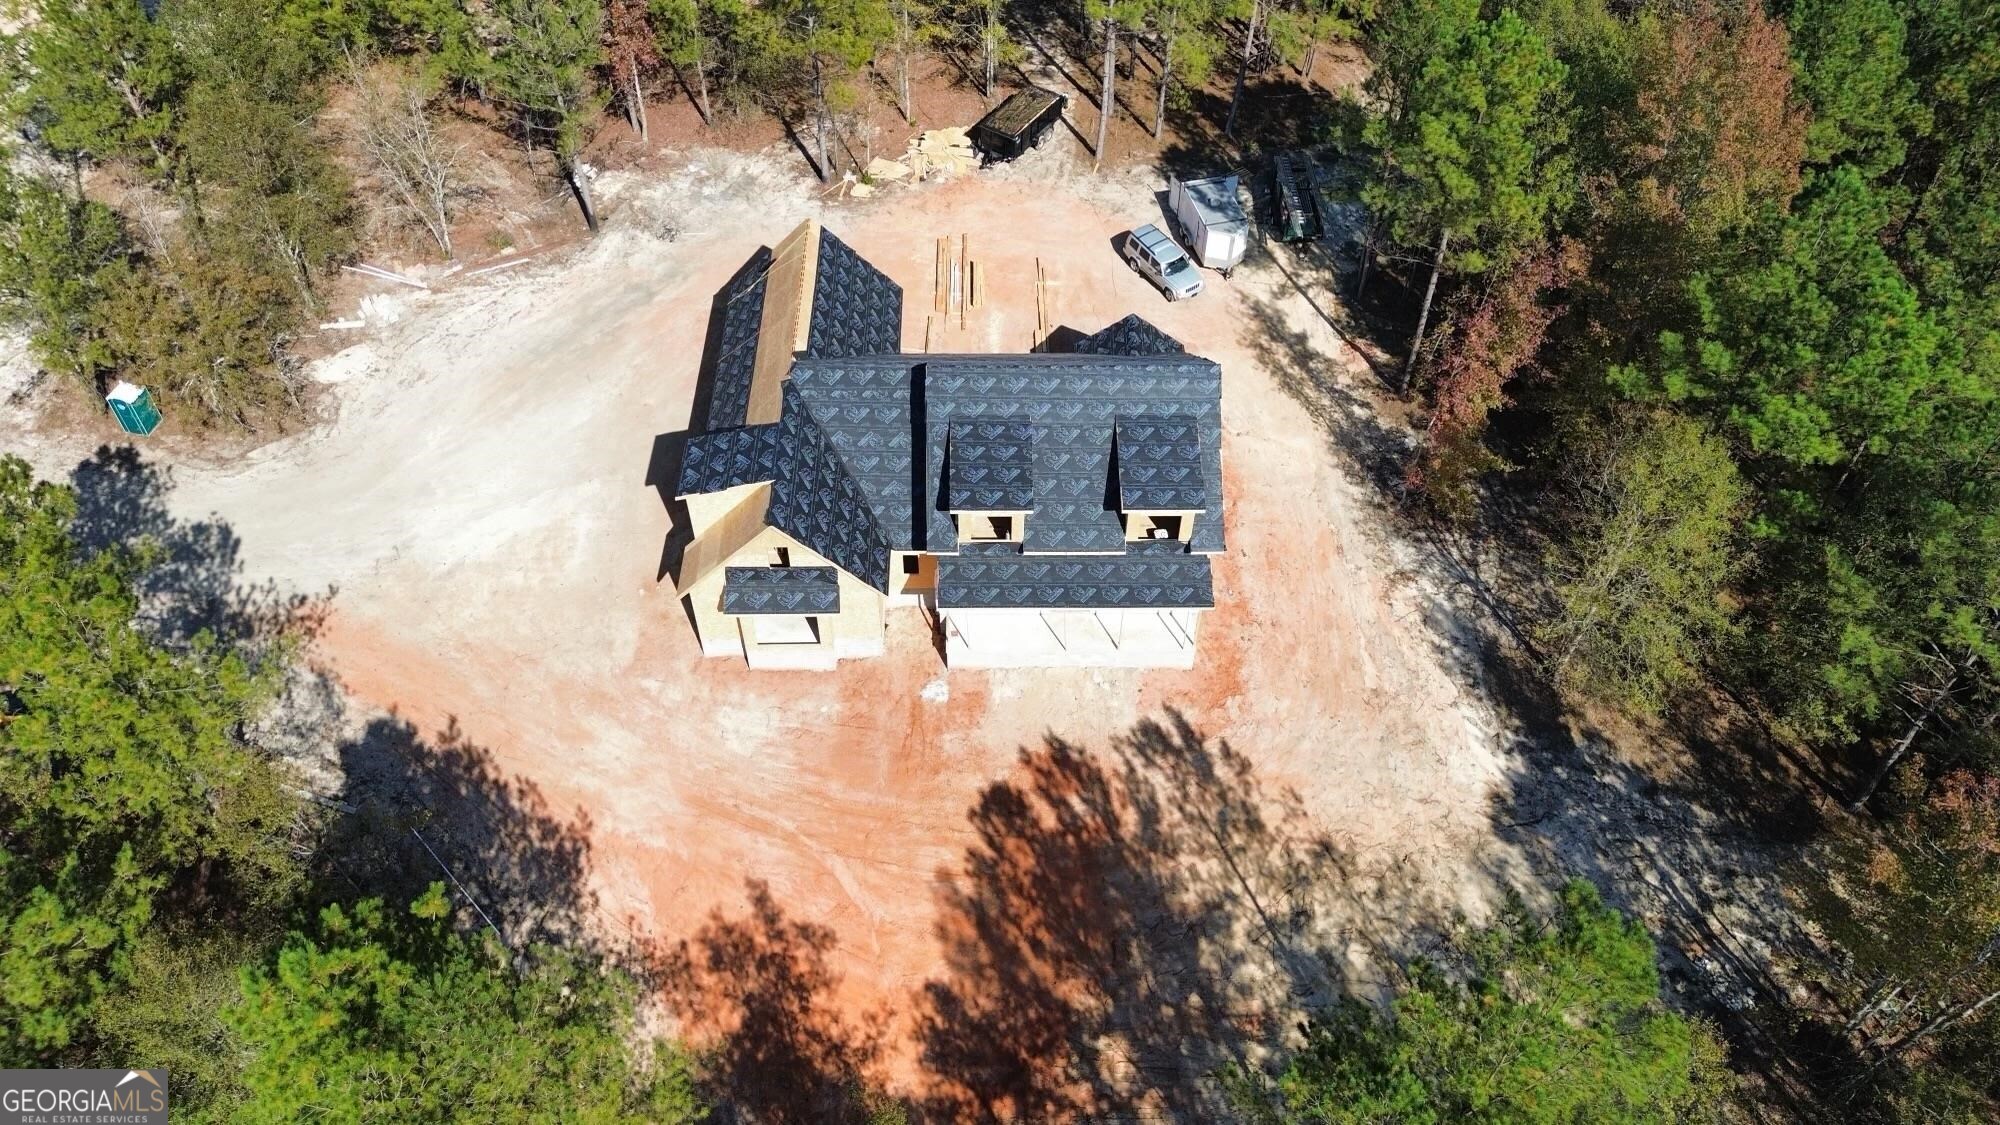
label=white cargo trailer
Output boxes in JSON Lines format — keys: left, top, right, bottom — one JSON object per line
{"left": 1166, "top": 175, "right": 1249, "bottom": 275}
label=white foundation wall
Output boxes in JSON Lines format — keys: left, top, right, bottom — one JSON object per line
{"left": 941, "top": 606, "right": 1202, "bottom": 669}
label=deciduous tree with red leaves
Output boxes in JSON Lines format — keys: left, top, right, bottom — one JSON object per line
{"left": 606, "top": 0, "right": 663, "bottom": 140}
{"left": 1619, "top": 0, "right": 1806, "bottom": 237}
{"left": 1408, "top": 239, "right": 1588, "bottom": 518}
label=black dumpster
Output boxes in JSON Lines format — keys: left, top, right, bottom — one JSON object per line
{"left": 970, "top": 87, "right": 1068, "bottom": 164}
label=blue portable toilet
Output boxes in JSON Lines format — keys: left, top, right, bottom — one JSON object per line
{"left": 106, "top": 381, "right": 162, "bottom": 436}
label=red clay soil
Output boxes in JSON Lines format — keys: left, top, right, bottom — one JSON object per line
{"left": 8, "top": 70, "right": 1495, "bottom": 1105}
{"left": 282, "top": 162, "right": 1500, "bottom": 1116}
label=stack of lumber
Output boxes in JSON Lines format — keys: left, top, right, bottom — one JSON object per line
{"left": 905, "top": 127, "right": 976, "bottom": 179}
{"left": 931, "top": 234, "right": 985, "bottom": 337}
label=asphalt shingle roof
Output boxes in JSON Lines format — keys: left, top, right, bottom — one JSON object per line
{"left": 946, "top": 421, "right": 1036, "bottom": 510}
{"left": 720, "top": 566, "right": 841, "bottom": 614}
{"left": 1115, "top": 417, "right": 1207, "bottom": 511}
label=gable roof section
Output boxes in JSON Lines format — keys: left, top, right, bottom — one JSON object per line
{"left": 766, "top": 389, "right": 891, "bottom": 589}
{"left": 1115, "top": 418, "right": 1207, "bottom": 511}
{"left": 677, "top": 423, "right": 784, "bottom": 496}
{"left": 946, "top": 421, "right": 1036, "bottom": 510}
{"left": 1073, "top": 314, "right": 1185, "bottom": 357}
{"left": 682, "top": 234, "right": 1228, "bottom": 595}
{"left": 675, "top": 483, "right": 773, "bottom": 596}
{"left": 745, "top": 221, "right": 820, "bottom": 425}
{"left": 786, "top": 359, "right": 921, "bottom": 552}
{"left": 808, "top": 228, "right": 903, "bottom": 357}
{"left": 936, "top": 542, "right": 1214, "bottom": 609}
{"left": 721, "top": 566, "right": 841, "bottom": 614}
{"left": 702, "top": 248, "right": 774, "bottom": 430}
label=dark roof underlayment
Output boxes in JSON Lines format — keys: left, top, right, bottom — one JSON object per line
{"left": 720, "top": 566, "right": 841, "bottom": 614}
{"left": 775, "top": 353, "right": 1226, "bottom": 591}
{"left": 680, "top": 231, "right": 1226, "bottom": 611}
{"left": 1072, "top": 313, "right": 1186, "bottom": 357}
{"left": 766, "top": 396, "right": 891, "bottom": 590}
{"left": 1114, "top": 417, "right": 1207, "bottom": 511}
{"left": 701, "top": 247, "right": 773, "bottom": 431}
{"left": 698, "top": 227, "right": 901, "bottom": 431}
{"left": 935, "top": 540, "right": 1214, "bottom": 610}
{"left": 677, "top": 423, "right": 784, "bottom": 496}
{"left": 917, "top": 356, "right": 1224, "bottom": 557}
{"left": 945, "top": 421, "right": 1037, "bottom": 510}
{"left": 808, "top": 228, "right": 904, "bottom": 357}
{"left": 781, "top": 359, "right": 919, "bottom": 552}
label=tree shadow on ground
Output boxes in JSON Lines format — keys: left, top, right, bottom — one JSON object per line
{"left": 66, "top": 444, "right": 329, "bottom": 651}
{"left": 1479, "top": 637, "right": 1849, "bottom": 1115}
{"left": 1408, "top": 481, "right": 1847, "bottom": 1113}
{"left": 914, "top": 710, "right": 1440, "bottom": 1122}
{"left": 1238, "top": 294, "right": 1412, "bottom": 505}
{"left": 1236, "top": 235, "right": 1849, "bottom": 1113}
{"left": 652, "top": 881, "right": 895, "bottom": 1125}
{"left": 322, "top": 714, "right": 601, "bottom": 954}
{"left": 57, "top": 446, "right": 613, "bottom": 970}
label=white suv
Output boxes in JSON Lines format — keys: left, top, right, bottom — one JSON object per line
{"left": 1123, "top": 224, "right": 1204, "bottom": 301}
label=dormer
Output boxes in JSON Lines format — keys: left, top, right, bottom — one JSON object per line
{"left": 947, "top": 422, "right": 1036, "bottom": 544}
{"left": 1115, "top": 418, "right": 1206, "bottom": 544}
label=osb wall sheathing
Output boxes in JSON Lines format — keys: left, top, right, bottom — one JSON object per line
{"left": 1123, "top": 509, "right": 1201, "bottom": 544}
{"left": 683, "top": 524, "right": 887, "bottom": 661}
{"left": 745, "top": 219, "right": 821, "bottom": 426}
{"left": 676, "top": 484, "right": 772, "bottom": 598}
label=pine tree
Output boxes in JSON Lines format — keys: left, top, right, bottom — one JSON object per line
{"left": 1362, "top": 0, "right": 1574, "bottom": 391}
{"left": 13, "top": 0, "right": 186, "bottom": 175}
{"left": 1142, "top": 0, "right": 1221, "bottom": 139}
{"left": 884, "top": 0, "right": 942, "bottom": 124}
{"left": 0, "top": 457, "right": 299, "bottom": 1059}
{"left": 488, "top": 0, "right": 610, "bottom": 230}
{"left": 226, "top": 883, "right": 707, "bottom": 1122}
{"left": 766, "top": 0, "right": 892, "bottom": 180}
{"left": 1085, "top": 0, "right": 1145, "bottom": 167}
{"left": 1786, "top": 0, "right": 1928, "bottom": 177}
{"left": 1245, "top": 881, "right": 1733, "bottom": 1122}
{"left": 173, "top": 0, "right": 356, "bottom": 310}
{"left": 0, "top": 172, "right": 131, "bottom": 387}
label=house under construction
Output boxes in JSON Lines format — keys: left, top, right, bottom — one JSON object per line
{"left": 673, "top": 219, "right": 1225, "bottom": 670}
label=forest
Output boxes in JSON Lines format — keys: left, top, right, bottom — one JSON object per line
{"left": 2, "top": 0, "right": 1998, "bottom": 1120}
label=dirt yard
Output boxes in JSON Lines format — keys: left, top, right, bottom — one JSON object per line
{"left": 6, "top": 133, "right": 1781, "bottom": 1118}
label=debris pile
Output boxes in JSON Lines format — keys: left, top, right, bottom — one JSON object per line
{"left": 905, "top": 127, "right": 976, "bottom": 179}
{"left": 843, "top": 127, "right": 978, "bottom": 197}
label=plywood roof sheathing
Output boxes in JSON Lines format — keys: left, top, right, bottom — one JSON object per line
{"left": 745, "top": 218, "right": 820, "bottom": 425}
